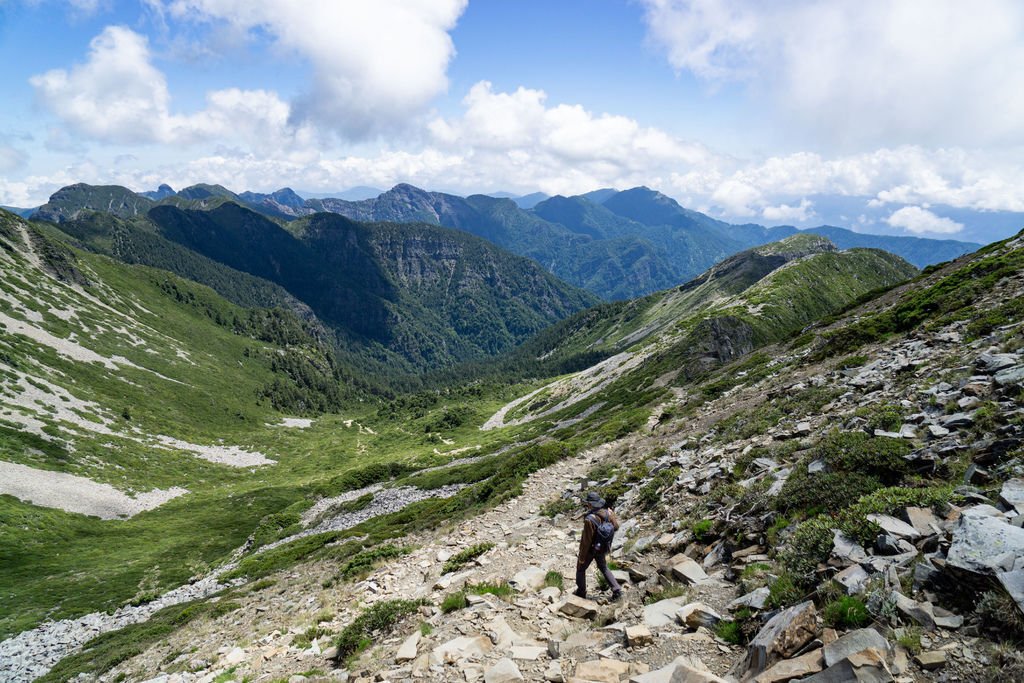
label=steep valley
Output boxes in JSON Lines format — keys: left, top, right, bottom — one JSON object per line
{"left": 1, "top": 202, "right": 1022, "bottom": 683}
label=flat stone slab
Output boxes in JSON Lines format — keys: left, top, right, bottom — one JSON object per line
{"left": 729, "top": 586, "right": 770, "bottom": 611}
{"left": 485, "top": 657, "right": 525, "bottom": 682}
{"left": 671, "top": 557, "right": 709, "bottom": 584}
{"left": 753, "top": 648, "right": 825, "bottom": 682}
{"left": 396, "top": 631, "right": 420, "bottom": 662}
{"left": 643, "top": 597, "right": 688, "bottom": 628}
{"left": 947, "top": 509, "right": 1024, "bottom": 575}
{"left": 823, "top": 628, "right": 889, "bottom": 667}
{"left": 904, "top": 506, "right": 942, "bottom": 536}
{"left": 867, "top": 514, "right": 921, "bottom": 540}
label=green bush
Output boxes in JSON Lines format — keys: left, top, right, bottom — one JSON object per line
{"left": 715, "top": 620, "right": 743, "bottom": 644}
{"left": 823, "top": 596, "right": 871, "bottom": 628}
{"left": 334, "top": 599, "right": 428, "bottom": 664}
{"left": 338, "top": 545, "right": 410, "bottom": 580}
{"left": 780, "top": 485, "right": 952, "bottom": 581}
{"left": 817, "top": 432, "right": 909, "bottom": 483}
{"left": 692, "top": 519, "right": 714, "bottom": 541}
{"left": 767, "top": 571, "right": 804, "bottom": 609}
{"left": 442, "top": 542, "right": 494, "bottom": 574}
{"left": 776, "top": 468, "right": 881, "bottom": 515}
{"left": 467, "top": 581, "right": 513, "bottom": 598}
{"left": 544, "top": 571, "right": 564, "bottom": 589}
{"left": 440, "top": 591, "right": 467, "bottom": 613}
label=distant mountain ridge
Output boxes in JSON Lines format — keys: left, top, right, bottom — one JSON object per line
{"left": 32, "top": 182, "right": 981, "bottom": 301}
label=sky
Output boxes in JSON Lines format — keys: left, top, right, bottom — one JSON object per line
{"left": 1, "top": 0, "right": 1023, "bottom": 243}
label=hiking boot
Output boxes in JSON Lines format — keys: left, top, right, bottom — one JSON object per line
{"left": 573, "top": 588, "right": 587, "bottom": 599}
{"left": 610, "top": 591, "right": 623, "bottom": 602}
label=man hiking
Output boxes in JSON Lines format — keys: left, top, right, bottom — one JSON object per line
{"left": 575, "top": 491, "right": 622, "bottom": 601}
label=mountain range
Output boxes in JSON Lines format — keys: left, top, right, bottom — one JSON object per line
{"left": 32, "top": 182, "right": 980, "bottom": 301}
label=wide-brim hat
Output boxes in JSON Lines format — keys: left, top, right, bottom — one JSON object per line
{"left": 584, "top": 491, "right": 606, "bottom": 509}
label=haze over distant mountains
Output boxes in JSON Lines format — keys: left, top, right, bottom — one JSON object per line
{"left": 34, "top": 181, "right": 975, "bottom": 301}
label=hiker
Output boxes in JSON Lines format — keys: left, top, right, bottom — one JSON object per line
{"left": 575, "top": 491, "right": 622, "bottom": 601}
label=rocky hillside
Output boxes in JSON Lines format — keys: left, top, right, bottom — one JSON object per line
{"left": 492, "top": 234, "right": 916, "bottom": 384}
{"left": 13, "top": 229, "right": 1020, "bottom": 683}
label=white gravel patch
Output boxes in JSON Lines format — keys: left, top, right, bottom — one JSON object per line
{"left": 276, "top": 417, "right": 313, "bottom": 429}
{"left": 154, "top": 436, "right": 276, "bottom": 468}
{"left": 0, "top": 460, "right": 188, "bottom": 519}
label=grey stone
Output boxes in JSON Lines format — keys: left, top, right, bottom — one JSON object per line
{"left": 891, "top": 591, "right": 936, "bottom": 630}
{"left": 644, "top": 597, "right": 688, "bottom": 628}
{"left": 833, "top": 531, "right": 869, "bottom": 564}
{"left": 509, "top": 566, "right": 547, "bottom": 592}
{"left": 904, "top": 507, "right": 942, "bottom": 536}
{"left": 941, "top": 412, "right": 975, "bottom": 429}
{"left": 977, "top": 352, "right": 1018, "bottom": 372}
{"left": 835, "top": 564, "right": 870, "bottom": 595}
{"left": 1000, "top": 478, "right": 1024, "bottom": 513}
{"left": 670, "top": 557, "right": 709, "bottom": 584}
{"left": 676, "top": 602, "right": 722, "bottom": 629}
{"left": 396, "top": 631, "right": 420, "bottom": 662}
{"left": 867, "top": 514, "right": 922, "bottom": 540}
{"left": 729, "top": 586, "right": 770, "bottom": 611}
{"left": 803, "top": 648, "right": 894, "bottom": 682}
{"left": 630, "top": 655, "right": 727, "bottom": 683}
{"left": 558, "top": 595, "right": 600, "bottom": 619}
{"left": 915, "top": 650, "right": 947, "bottom": 671}
{"left": 997, "top": 569, "right": 1024, "bottom": 616}
{"left": 927, "top": 424, "right": 950, "bottom": 438}
{"left": 995, "top": 365, "right": 1024, "bottom": 387}
{"left": 823, "top": 628, "right": 890, "bottom": 667}
{"left": 484, "top": 657, "right": 524, "bottom": 683}
{"left": 741, "top": 600, "right": 817, "bottom": 678}
{"left": 947, "top": 509, "right": 1024, "bottom": 574}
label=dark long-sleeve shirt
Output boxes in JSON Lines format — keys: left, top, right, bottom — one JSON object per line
{"left": 578, "top": 507, "right": 620, "bottom": 562}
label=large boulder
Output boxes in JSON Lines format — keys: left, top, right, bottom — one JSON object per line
{"left": 738, "top": 601, "right": 817, "bottom": 679}
{"left": 947, "top": 508, "right": 1024, "bottom": 575}
{"left": 823, "top": 628, "right": 890, "bottom": 667}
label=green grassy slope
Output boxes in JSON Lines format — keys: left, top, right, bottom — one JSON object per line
{"left": 0, "top": 209, "right": 547, "bottom": 638}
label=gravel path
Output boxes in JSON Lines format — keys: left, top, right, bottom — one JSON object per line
{"left": 0, "top": 460, "right": 188, "bottom": 520}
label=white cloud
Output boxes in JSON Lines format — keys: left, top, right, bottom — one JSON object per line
{"left": 885, "top": 206, "right": 963, "bottom": 235}
{"left": 639, "top": 0, "right": 1024, "bottom": 149}
{"left": 29, "top": 26, "right": 306, "bottom": 150}
{"left": 151, "top": 0, "right": 467, "bottom": 138}
{"left": 762, "top": 198, "right": 814, "bottom": 223}
{"left": 426, "top": 81, "right": 716, "bottom": 196}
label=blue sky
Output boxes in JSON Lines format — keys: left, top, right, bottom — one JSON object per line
{"left": 1, "top": 0, "right": 1023, "bottom": 244}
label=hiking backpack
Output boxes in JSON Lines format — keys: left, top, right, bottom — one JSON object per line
{"left": 588, "top": 511, "right": 616, "bottom": 551}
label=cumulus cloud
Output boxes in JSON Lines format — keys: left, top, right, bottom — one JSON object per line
{"left": 29, "top": 26, "right": 305, "bottom": 150}
{"left": 639, "top": 0, "right": 1024, "bottom": 149}
{"left": 427, "top": 81, "right": 716, "bottom": 195}
{"left": 762, "top": 198, "right": 814, "bottom": 223}
{"left": 885, "top": 206, "right": 964, "bottom": 235}
{"left": 151, "top": 0, "right": 467, "bottom": 137}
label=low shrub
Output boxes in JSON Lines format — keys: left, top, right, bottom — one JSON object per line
{"left": 823, "top": 596, "right": 871, "bottom": 628}
{"left": 334, "top": 599, "right": 429, "bottom": 664}
{"left": 442, "top": 542, "right": 494, "bottom": 574}
{"left": 544, "top": 571, "right": 564, "bottom": 589}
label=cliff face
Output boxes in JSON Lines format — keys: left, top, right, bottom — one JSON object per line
{"left": 143, "top": 205, "right": 597, "bottom": 371}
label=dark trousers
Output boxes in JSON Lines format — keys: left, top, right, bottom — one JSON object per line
{"left": 576, "top": 550, "right": 621, "bottom": 596}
